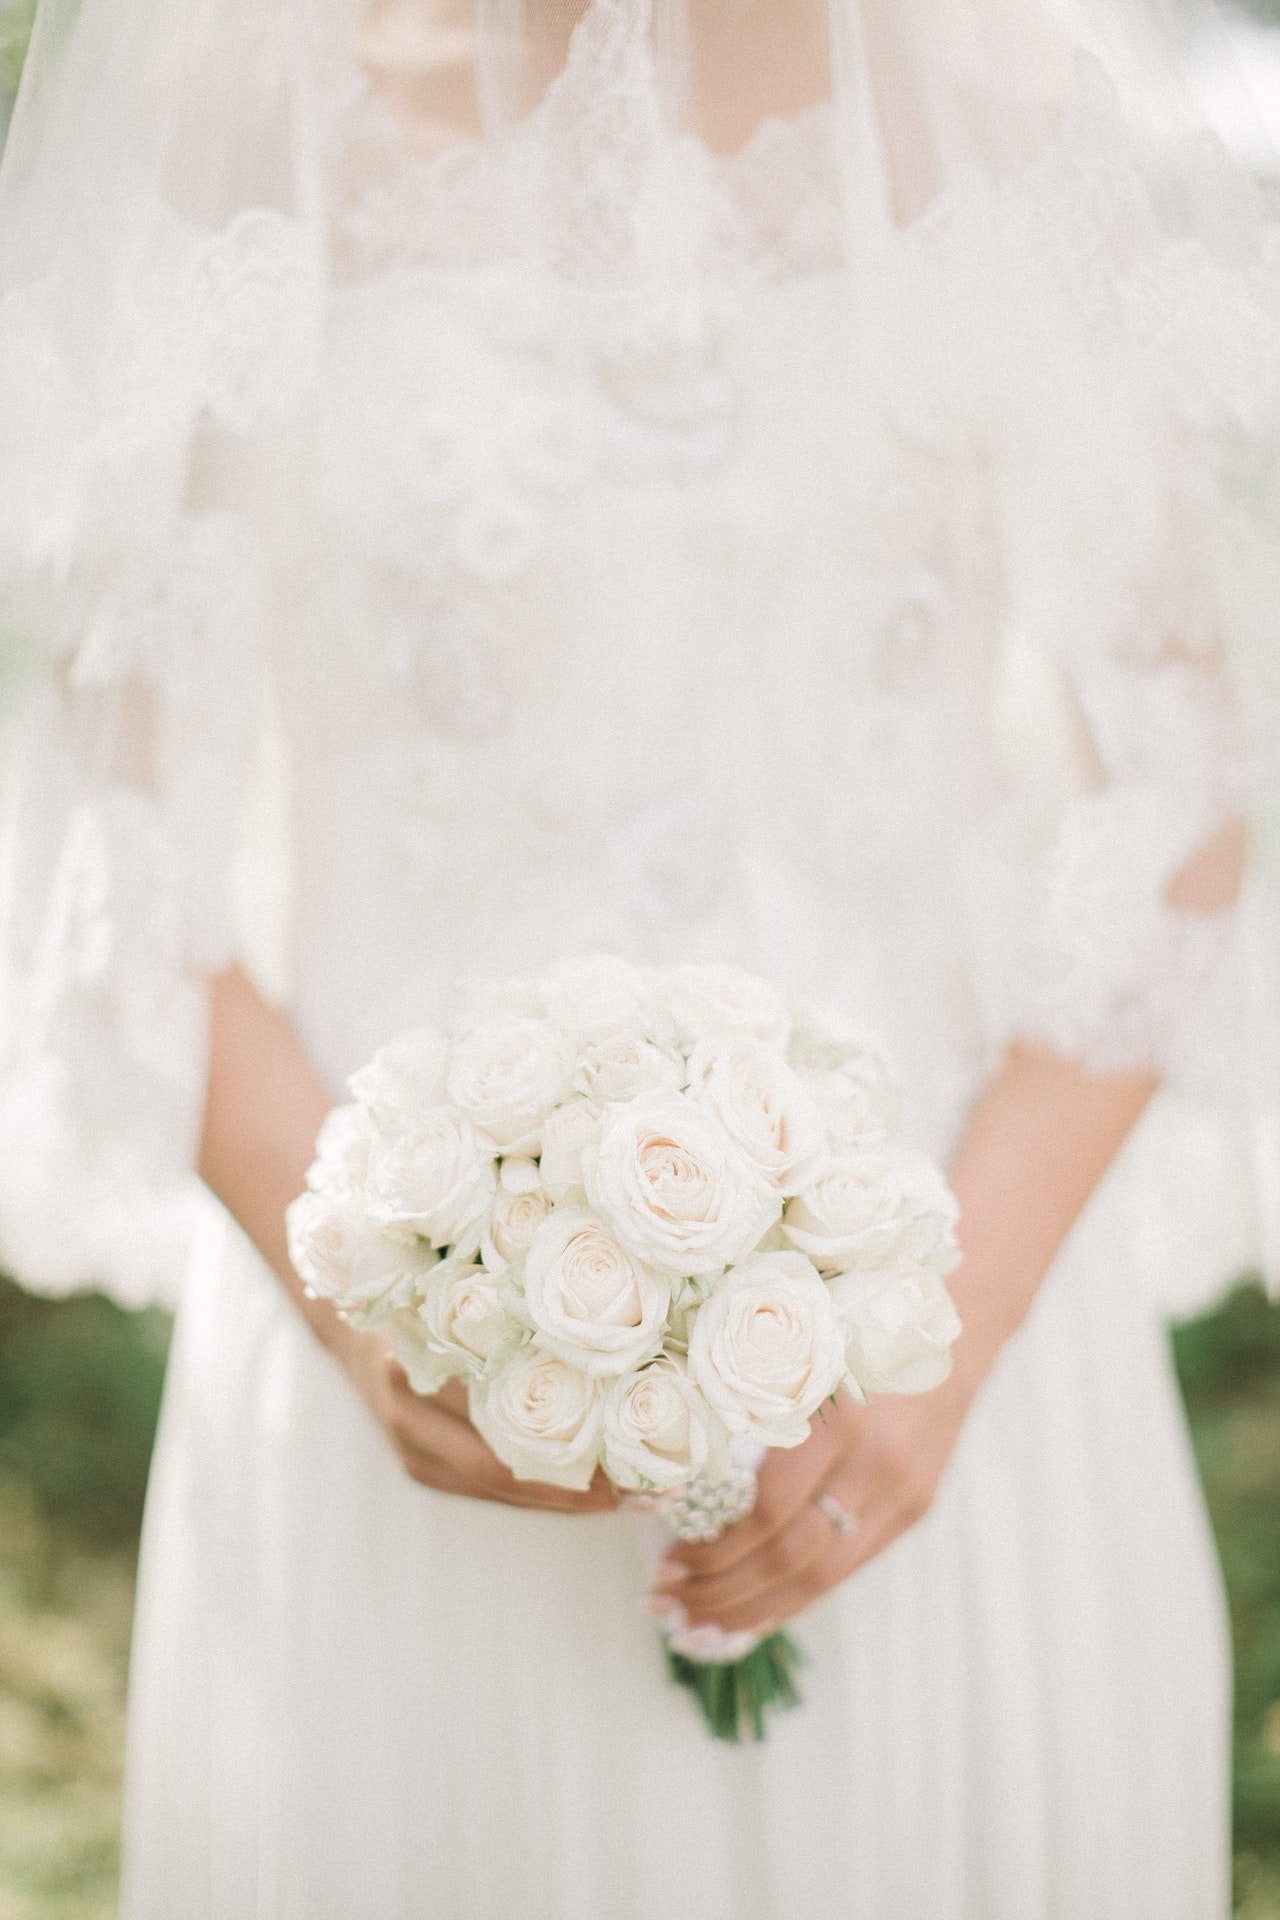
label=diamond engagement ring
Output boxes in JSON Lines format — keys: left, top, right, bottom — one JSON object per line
{"left": 816, "top": 1491, "right": 858, "bottom": 1538}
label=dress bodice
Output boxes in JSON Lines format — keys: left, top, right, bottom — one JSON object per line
{"left": 272, "top": 256, "right": 1001, "bottom": 1155}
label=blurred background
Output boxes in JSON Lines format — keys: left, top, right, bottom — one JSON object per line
{"left": 0, "top": 1, "right": 1278, "bottom": 1915}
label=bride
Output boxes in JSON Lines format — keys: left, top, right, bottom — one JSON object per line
{"left": 1, "top": 0, "right": 1278, "bottom": 1913}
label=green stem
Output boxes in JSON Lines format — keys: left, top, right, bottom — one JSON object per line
{"left": 665, "top": 1631, "right": 805, "bottom": 1743}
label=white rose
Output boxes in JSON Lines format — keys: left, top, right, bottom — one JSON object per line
{"left": 538, "top": 1099, "right": 604, "bottom": 1202}
{"left": 446, "top": 1017, "right": 573, "bottom": 1153}
{"left": 664, "top": 963, "right": 790, "bottom": 1052}
{"left": 789, "top": 1009, "right": 902, "bottom": 1143}
{"left": 285, "top": 1187, "right": 431, "bottom": 1314}
{"left": 389, "top": 1256, "right": 524, "bottom": 1394}
{"left": 584, "top": 1091, "right": 780, "bottom": 1278}
{"left": 689, "top": 1039, "right": 826, "bottom": 1195}
{"left": 573, "top": 1033, "right": 684, "bottom": 1106}
{"left": 891, "top": 1152, "right": 962, "bottom": 1272}
{"left": 470, "top": 1350, "right": 604, "bottom": 1490}
{"left": 347, "top": 1027, "right": 448, "bottom": 1119}
{"left": 687, "top": 1251, "right": 847, "bottom": 1448}
{"left": 830, "top": 1265, "right": 961, "bottom": 1397}
{"left": 447, "top": 972, "right": 542, "bottom": 1035}
{"left": 385, "top": 1308, "right": 456, "bottom": 1397}
{"left": 519, "top": 1206, "right": 671, "bottom": 1377}
{"left": 799, "top": 1066, "right": 894, "bottom": 1152}
{"left": 481, "top": 1159, "right": 552, "bottom": 1272}
{"left": 601, "top": 1356, "right": 723, "bottom": 1492}
{"left": 788, "top": 1005, "right": 894, "bottom": 1079}
{"left": 538, "top": 953, "right": 654, "bottom": 1042}
{"left": 366, "top": 1108, "right": 497, "bottom": 1253}
{"left": 783, "top": 1148, "right": 958, "bottom": 1274}
{"left": 305, "top": 1103, "right": 376, "bottom": 1197}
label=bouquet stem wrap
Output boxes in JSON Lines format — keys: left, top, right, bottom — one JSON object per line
{"left": 644, "top": 1450, "right": 805, "bottom": 1743}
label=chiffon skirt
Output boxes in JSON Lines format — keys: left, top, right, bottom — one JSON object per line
{"left": 117, "top": 1176, "right": 1232, "bottom": 1920}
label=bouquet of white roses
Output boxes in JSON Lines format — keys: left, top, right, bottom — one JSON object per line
{"left": 287, "top": 956, "right": 961, "bottom": 1740}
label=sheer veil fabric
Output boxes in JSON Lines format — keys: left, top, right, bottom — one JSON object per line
{"left": 0, "top": 0, "right": 1277, "bottom": 1309}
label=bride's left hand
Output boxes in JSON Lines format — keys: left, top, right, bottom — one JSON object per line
{"left": 651, "top": 1038, "right": 1166, "bottom": 1636}
{"left": 652, "top": 1377, "right": 977, "bottom": 1635}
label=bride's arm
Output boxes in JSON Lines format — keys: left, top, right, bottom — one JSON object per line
{"left": 198, "top": 965, "right": 616, "bottom": 1515}
{"left": 656, "top": 823, "right": 1246, "bottom": 1631}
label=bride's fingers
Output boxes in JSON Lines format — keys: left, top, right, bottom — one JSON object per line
{"left": 390, "top": 1377, "right": 616, "bottom": 1513}
{"left": 655, "top": 1418, "right": 843, "bottom": 1586}
{"left": 694, "top": 1498, "right": 906, "bottom": 1636}
{"left": 675, "top": 1450, "right": 879, "bottom": 1623}
{"left": 396, "top": 1426, "right": 613, "bottom": 1512}
{"left": 676, "top": 1493, "right": 837, "bottom": 1625}
{"left": 468, "top": 1463, "right": 619, "bottom": 1515}
{"left": 429, "top": 1376, "right": 471, "bottom": 1418}
{"left": 377, "top": 1354, "right": 617, "bottom": 1513}
{"left": 400, "top": 1444, "right": 613, "bottom": 1513}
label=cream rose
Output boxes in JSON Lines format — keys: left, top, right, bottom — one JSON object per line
{"left": 788, "top": 1005, "right": 895, "bottom": 1080}
{"left": 519, "top": 1206, "right": 670, "bottom": 1377}
{"left": 573, "top": 1033, "right": 684, "bottom": 1106}
{"left": 304, "top": 1103, "right": 376, "bottom": 1197}
{"left": 481, "top": 1158, "right": 551, "bottom": 1272}
{"left": 830, "top": 1265, "right": 961, "bottom": 1397}
{"left": 538, "top": 953, "right": 653, "bottom": 1042}
{"left": 388, "top": 1256, "right": 523, "bottom": 1394}
{"left": 366, "top": 1108, "right": 497, "bottom": 1253}
{"left": 584, "top": 1091, "right": 780, "bottom": 1278}
{"left": 347, "top": 1027, "right": 448, "bottom": 1119}
{"left": 446, "top": 1017, "right": 573, "bottom": 1153}
{"left": 447, "top": 972, "right": 542, "bottom": 1035}
{"left": 385, "top": 1309, "right": 455, "bottom": 1397}
{"left": 285, "top": 1187, "right": 431, "bottom": 1314}
{"left": 789, "top": 1009, "right": 902, "bottom": 1145}
{"left": 470, "top": 1350, "right": 604, "bottom": 1490}
{"left": 538, "top": 1099, "right": 604, "bottom": 1202}
{"left": 799, "top": 1066, "right": 893, "bottom": 1152}
{"left": 687, "top": 1251, "right": 847, "bottom": 1447}
{"left": 601, "top": 1357, "right": 723, "bottom": 1492}
{"left": 689, "top": 1039, "right": 826, "bottom": 1195}
{"left": 783, "top": 1148, "right": 959, "bottom": 1274}
{"left": 665, "top": 963, "right": 790, "bottom": 1052}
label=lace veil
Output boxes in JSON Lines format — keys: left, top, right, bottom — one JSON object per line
{"left": 0, "top": 0, "right": 1278, "bottom": 1304}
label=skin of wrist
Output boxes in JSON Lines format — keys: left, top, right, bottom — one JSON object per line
{"left": 932, "top": 1258, "right": 1027, "bottom": 1421}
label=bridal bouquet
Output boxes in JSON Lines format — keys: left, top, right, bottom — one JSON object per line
{"left": 287, "top": 956, "right": 961, "bottom": 1739}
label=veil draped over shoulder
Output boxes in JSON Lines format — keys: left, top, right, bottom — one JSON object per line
{"left": 0, "top": 0, "right": 1277, "bottom": 1307}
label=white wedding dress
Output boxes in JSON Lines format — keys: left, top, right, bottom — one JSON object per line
{"left": 3, "top": 3, "right": 1279, "bottom": 1916}
{"left": 127, "top": 80, "right": 1240, "bottom": 1920}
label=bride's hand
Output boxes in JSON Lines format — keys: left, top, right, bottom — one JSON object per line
{"left": 652, "top": 1379, "right": 975, "bottom": 1634}
{"left": 340, "top": 1331, "right": 619, "bottom": 1516}
{"left": 654, "top": 1038, "right": 1172, "bottom": 1635}
{"left": 199, "top": 971, "right": 616, "bottom": 1516}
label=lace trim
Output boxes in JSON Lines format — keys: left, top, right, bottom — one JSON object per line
{"left": 871, "top": 66, "right": 1280, "bottom": 465}
{"left": 0, "top": 514, "right": 265, "bottom": 1304}
{"left": 107, "top": 206, "right": 319, "bottom": 446}
{"left": 973, "top": 781, "right": 1237, "bottom": 1075}
{"left": 339, "top": 68, "right": 845, "bottom": 289}
{"left": 0, "top": 207, "right": 318, "bottom": 576}
{"left": 0, "top": 780, "right": 210, "bottom": 1305}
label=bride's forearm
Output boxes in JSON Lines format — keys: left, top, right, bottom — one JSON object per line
{"left": 196, "top": 965, "right": 618, "bottom": 1515}
{"left": 198, "top": 964, "right": 356, "bottom": 1363}
{"left": 943, "top": 1045, "right": 1158, "bottom": 1402}
{"left": 946, "top": 818, "right": 1246, "bottom": 1398}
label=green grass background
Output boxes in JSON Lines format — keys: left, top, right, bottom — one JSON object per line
{"left": 0, "top": 1275, "right": 1276, "bottom": 1917}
